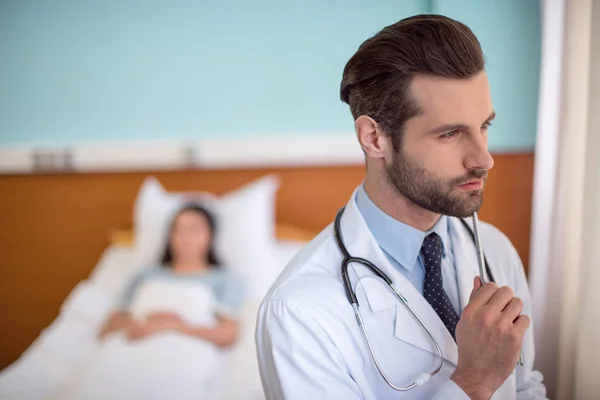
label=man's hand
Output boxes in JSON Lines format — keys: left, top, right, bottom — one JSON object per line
{"left": 451, "top": 277, "right": 529, "bottom": 400}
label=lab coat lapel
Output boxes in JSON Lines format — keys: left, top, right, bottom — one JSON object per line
{"left": 448, "top": 217, "right": 482, "bottom": 311}
{"left": 340, "top": 194, "right": 459, "bottom": 366}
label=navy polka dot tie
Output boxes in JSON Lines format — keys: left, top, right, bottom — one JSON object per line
{"left": 422, "top": 233, "right": 459, "bottom": 340}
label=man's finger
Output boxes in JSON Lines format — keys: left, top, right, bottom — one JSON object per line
{"left": 502, "top": 297, "right": 524, "bottom": 323}
{"left": 513, "top": 314, "right": 531, "bottom": 332}
{"left": 468, "top": 282, "right": 499, "bottom": 308}
{"left": 486, "top": 286, "right": 515, "bottom": 311}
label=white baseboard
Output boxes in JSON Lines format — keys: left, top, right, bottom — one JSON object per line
{"left": 193, "top": 134, "right": 364, "bottom": 168}
{"left": 0, "top": 147, "right": 32, "bottom": 173}
{"left": 0, "top": 133, "right": 365, "bottom": 174}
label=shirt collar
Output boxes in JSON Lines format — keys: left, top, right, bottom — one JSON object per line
{"left": 355, "top": 184, "right": 450, "bottom": 272}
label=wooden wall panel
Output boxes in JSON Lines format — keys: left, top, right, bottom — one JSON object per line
{"left": 0, "top": 152, "right": 533, "bottom": 370}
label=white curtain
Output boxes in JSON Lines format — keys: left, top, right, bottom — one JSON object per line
{"left": 528, "top": 0, "right": 599, "bottom": 399}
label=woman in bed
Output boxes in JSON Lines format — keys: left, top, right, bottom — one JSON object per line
{"left": 98, "top": 203, "right": 244, "bottom": 346}
{"left": 59, "top": 204, "right": 244, "bottom": 400}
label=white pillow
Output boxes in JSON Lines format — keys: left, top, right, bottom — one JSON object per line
{"left": 131, "top": 174, "right": 281, "bottom": 301}
{"left": 274, "top": 239, "right": 307, "bottom": 267}
{"left": 89, "top": 245, "right": 137, "bottom": 300}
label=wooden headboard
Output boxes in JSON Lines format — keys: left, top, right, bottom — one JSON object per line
{"left": 0, "top": 153, "right": 534, "bottom": 370}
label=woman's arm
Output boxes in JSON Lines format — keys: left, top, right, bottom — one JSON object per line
{"left": 98, "top": 267, "right": 149, "bottom": 339}
{"left": 177, "top": 316, "right": 239, "bottom": 347}
{"left": 98, "top": 311, "right": 135, "bottom": 338}
{"left": 140, "top": 312, "right": 240, "bottom": 347}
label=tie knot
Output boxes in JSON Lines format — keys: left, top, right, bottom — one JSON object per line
{"left": 421, "top": 233, "right": 443, "bottom": 271}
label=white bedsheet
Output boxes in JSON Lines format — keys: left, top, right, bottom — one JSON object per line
{"left": 55, "top": 279, "right": 224, "bottom": 400}
{"left": 0, "top": 280, "right": 113, "bottom": 400}
{"left": 0, "top": 240, "right": 305, "bottom": 400}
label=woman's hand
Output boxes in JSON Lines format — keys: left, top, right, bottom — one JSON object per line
{"left": 98, "top": 311, "right": 135, "bottom": 339}
{"left": 177, "top": 315, "right": 240, "bottom": 347}
{"left": 126, "top": 312, "right": 185, "bottom": 341}
{"left": 124, "top": 320, "right": 149, "bottom": 341}
{"left": 123, "top": 312, "right": 240, "bottom": 348}
{"left": 146, "top": 312, "right": 184, "bottom": 327}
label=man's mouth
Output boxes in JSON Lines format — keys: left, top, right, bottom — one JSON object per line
{"left": 457, "top": 179, "right": 484, "bottom": 190}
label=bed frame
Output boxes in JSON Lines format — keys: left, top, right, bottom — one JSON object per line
{"left": 0, "top": 152, "right": 534, "bottom": 370}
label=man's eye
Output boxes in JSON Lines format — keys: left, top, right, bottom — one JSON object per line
{"left": 442, "top": 130, "right": 459, "bottom": 138}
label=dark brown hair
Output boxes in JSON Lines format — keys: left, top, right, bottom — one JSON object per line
{"left": 340, "top": 14, "right": 485, "bottom": 150}
{"left": 161, "top": 204, "right": 221, "bottom": 268}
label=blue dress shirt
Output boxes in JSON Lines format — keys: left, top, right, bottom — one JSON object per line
{"left": 355, "top": 185, "right": 461, "bottom": 315}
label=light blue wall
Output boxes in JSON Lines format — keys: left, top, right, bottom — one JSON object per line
{"left": 431, "top": 0, "right": 542, "bottom": 152}
{"left": 0, "top": 0, "right": 540, "bottom": 151}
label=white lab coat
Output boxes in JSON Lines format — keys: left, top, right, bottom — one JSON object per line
{"left": 256, "top": 189, "right": 547, "bottom": 399}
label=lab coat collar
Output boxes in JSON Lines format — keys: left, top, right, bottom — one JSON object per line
{"left": 340, "top": 191, "right": 459, "bottom": 366}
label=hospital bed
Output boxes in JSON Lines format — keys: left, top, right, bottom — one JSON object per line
{"left": 0, "top": 175, "right": 317, "bottom": 400}
{"left": 0, "top": 155, "right": 534, "bottom": 399}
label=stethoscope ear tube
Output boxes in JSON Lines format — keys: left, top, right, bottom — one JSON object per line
{"left": 334, "top": 205, "right": 525, "bottom": 391}
{"left": 335, "top": 207, "right": 358, "bottom": 305}
{"left": 342, "top": 259, "right": 359, "bottom": 305}
{"left": 335, "top": 207, "right": 394, "bottom": 304}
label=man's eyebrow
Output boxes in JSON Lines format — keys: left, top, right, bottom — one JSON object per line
{"left": 427, "top": 111, "right": 496, "bottom": 135}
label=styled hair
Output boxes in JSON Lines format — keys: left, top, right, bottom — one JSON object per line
{"left": 340, "top": 14, "right": 485, "bottom": 150}
{"left": 161, "top": 203, "right": 221, "bottom": 267}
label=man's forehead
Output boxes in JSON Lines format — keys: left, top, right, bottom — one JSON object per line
{"left": 408, "top": 72, "right": 493, "bottom": 124}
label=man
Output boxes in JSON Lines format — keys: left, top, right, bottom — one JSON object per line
{"left": 256, "top": 14, "right": 547, "bottom": 399}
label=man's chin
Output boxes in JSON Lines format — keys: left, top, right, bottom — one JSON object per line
{"left": 445, "top": 193, "right": 484, "bottom": 218}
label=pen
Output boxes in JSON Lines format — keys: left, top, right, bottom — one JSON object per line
{"left": 472, "top": 212, "right": 524, "bottom": 367}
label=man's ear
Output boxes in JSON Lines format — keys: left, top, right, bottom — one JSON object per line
{"left": 355, "top": 115, "right": 391, "bottom": 160}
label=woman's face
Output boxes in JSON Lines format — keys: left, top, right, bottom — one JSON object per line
{"left": 169, "top": 210, "right": 213, "bottom": 265}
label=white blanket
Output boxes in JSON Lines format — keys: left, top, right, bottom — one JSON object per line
{"left": 54, "top": 278, "right": 224, "bottom": 400}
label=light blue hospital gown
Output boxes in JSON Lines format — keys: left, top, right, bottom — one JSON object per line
{"left": 60, "top": 267, "right": 245, "bottom": 399}
{"left": 118, "top": 265, "right": 245, "bottom": 319}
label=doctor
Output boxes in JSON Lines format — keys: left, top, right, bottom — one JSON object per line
{"left": 256, "top": 14, "right": 547, "bottom": 399}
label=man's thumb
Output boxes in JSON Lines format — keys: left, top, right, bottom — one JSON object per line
{"left": 470, "top": 276, "right": 482, "bottom": 301}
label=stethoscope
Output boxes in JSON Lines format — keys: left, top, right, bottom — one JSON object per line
{"left": 333, "top": 206, "right": 523, "bottom": 391}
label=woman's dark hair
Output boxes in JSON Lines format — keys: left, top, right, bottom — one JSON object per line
{"left": 161, "top": 203, "right": 221, "bottom": 268}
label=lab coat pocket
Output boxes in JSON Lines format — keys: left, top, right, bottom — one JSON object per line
{"left": 359, "top": 306, "right": 447, "bottom": 397}
{"left": 358, "top": 276, "right": 449, "bottom": 360}
{"left": 393, "top": 301, "right": 442, "bottom": 357}
{"left": 356, "top": 278, "right": 443, "bottom": 394}
{"left": 358, "top": 276, "right": 397, "bottom": 312}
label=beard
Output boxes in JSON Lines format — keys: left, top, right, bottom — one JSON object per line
{"left": 386, "top": 152, "right": 487, "bottom": 218}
